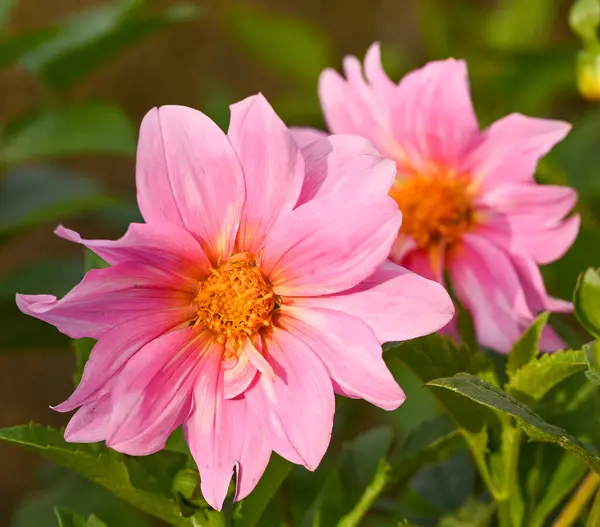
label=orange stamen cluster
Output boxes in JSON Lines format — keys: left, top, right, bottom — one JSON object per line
{"left": 390, "top": 171, "right": 474, "bottom": 249}
{"left": 195, "top": 255, "right": 275, "bottom": 353}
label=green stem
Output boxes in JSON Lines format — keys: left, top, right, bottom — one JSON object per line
{"left": 498, "top": 425, "right": 524, "bottom": 527}
{"left": 337, "top": 460, "right": 391, "bottom": 527}
{"left": 471, "top": 448, "right": 504, "bottom": 501}
{"left": 463, "top": 431, "right": 505, "bottom": 502}
{"left": 552, "top": 471, "right": 600, "bottom": 527}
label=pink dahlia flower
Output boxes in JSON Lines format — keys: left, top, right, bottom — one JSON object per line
{"left": 306, "top": 43, "right": 580, "bottom": 353}
{"left": 17, "top": 95, "right": 453, "bottom": 509}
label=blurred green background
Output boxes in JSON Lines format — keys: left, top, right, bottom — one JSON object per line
{"left": 1, "top": 0, "right": 599, "bottom": 525}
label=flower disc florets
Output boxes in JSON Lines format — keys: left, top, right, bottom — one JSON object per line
{"left": 195, "top": 254, "right": 275, "bottom": 349}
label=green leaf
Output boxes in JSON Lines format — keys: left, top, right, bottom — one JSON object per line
{"left": 233, "top": 455, "right": 292, "bottom": 527}
{"left": 438, "top": 497, "right": 496, "bottom": 527}
{"left": 20, "top": 1, "right": 200, "bottom": 91}
{"left": 506, "top": 349, "right": 587, "bottom": 404}
{"left": 54, "top": 508, "right": 108, "bottom": 527}
{"left": 484, "top": 0, "right": 557, "bottom": 50}
{"left": 0, "top": 28, "right": 59, "bottom": 71}
{"left": 13, "top": 465, "right": 148, "bottom": 527}
{"left": 575, "top": 268, "right": 600, "bottom": 339}
{"left": 507, "top": 312, "right": 549, "bottom": 376}
{"left": 0, "top": 424, "right": 225, "bottom": 527}
{"left": 389, "top": 414, "right": 461, "bottom": 484}
{"left": 222, "top": 2, "right": 333, "bottom": 87}
{"left": 301, "top": 427, "right": 393, "bottom": 527}
{"left": 585, "top": 341, "right": 600, "bottom": 386}
{"left": 528, "top": 453, "right": 588, "bottom": 527}
{"left": 391, "top": 335, "right": 498, "bottom": 433}
{"left": 0, "top": 259, "right": 82, "bottom": 351}
{"left": 427, "top": 373, "right": 600, "bottom": 471}
{"left": 1, "top": 104, "right": 135, "bottom": 163}
{"left": 0, "top": 166, "right": 113, "bottom": 238}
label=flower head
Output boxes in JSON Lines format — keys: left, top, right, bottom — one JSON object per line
{"left": 17, "top": 94, "right": 453, "bottom": 509}
{"left": 312, "top": 44, "right": 580, "bottom": 353}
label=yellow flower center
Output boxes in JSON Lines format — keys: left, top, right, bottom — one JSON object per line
{"left": 194, "top": 254, "right": 275, "bottom": 350}
{"left": 390, "top": 171, "right": 474, "bottom": 249}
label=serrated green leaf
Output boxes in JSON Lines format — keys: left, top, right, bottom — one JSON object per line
{"left": 0, "top": 166, "right": 114, "bottom": 238}
{"left": 0, "top": 424, "right": 224, "bottom": 527}
{"left": 585, "top": 341, "right": 600, "bottom": 385}
{"left": 222, "top": 3, "right": 333, "bottom": 87}
{"left": 427, "top": 373, "right": 600, "bottom": 471}
{"left": 507, "top": 312, "right": 549, "bottom": 376}
{"left": 1, "top": 104, "right": 135, "bottom": 163}
{"left": 20, "top": 0, "right": 200, "bottom": 91}
{"left": 575, "top": 268, "right": 600, "bottom": 339}
{"left": 233, "top": 455, "right": 291, "bottom": 527}
{"left": 54, "top": 508, "right": 108, "bottom": 527}
{"left": 528, "top": 453, "right": 588, "bottom": 527}
{"left": 506, "top": 349, "right": 587, "bottom": 404}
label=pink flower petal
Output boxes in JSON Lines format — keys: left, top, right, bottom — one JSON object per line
{"left": 510, "top": 251, "right": 572, "bottom": 313}
{"left": 363, "top": 42, "right": 396, "bottom": 95}
{"left": 136, "top": 106, "right": 244, "bottom": 263}
{"left": 477, "top": 184, "right": 577, "bottom": 227}
{"left": 296, "top": 135, "right": 396, "bottom": 207}
{"left": 280, "top": 305, "right": 405, "bottom": 410}
{"left": 261, "top": 194, "right": 400, "bottom": 297}
{"left": 481, "top": 213, "right": 580, "bottom": 265}
{"left": 539, "top": 325, "right": 567, "bottom": 352}
{"left": 228, "top": 95, "right": 305, "bottom": 253}
{"left": 402, "top": 246, "right": 445, "bottom": 282}
{"left": 54, "top": 312, "right": 188, "bottom": 412}
{"left": 245, "top": 327, "right": 335, "bottom": 470}
{"left": 463, "top": 114, "right": 570, "bottom": 189}
{"left": 55, "top": 222, "right": 211, "bottom": 284}
{"left": 290, "top": 127, "right": 329, "bottom": 149}
{"left": 288, "top": 260, "right": 454, "bottom": 343}
{"left": 16, "top": 263, "right": 194, "bottom": 340}
{"left": 106, "top": 328, "right": 209, "bottom": 456}
{"left": 245, "top": 337, "right": 275, "bottom": 379}
{"left": 184, "top": 350, "right": 231, "bottom": 511}
{"left": 186, "top": 384, "right": 272, "bottom": 509}
{"left": 391, "top": 59, "right": 479, "bottom": 169}
{"left": 223, "top": 348, "right": 257, "bottom": 400}
{"left": 449, "top": 234, "right": 534, "bottom": 353}
{"left": 64, "top": 393, "right": 112, "bottom": 443}
{"left": 134, "top": 108, "right": 185, "bottom": 228}
{"left": 228, "top": 397, "right": 272, "bottom": 502}
{"left": 318, "top": 68, "right": 377, "bottom": 136}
